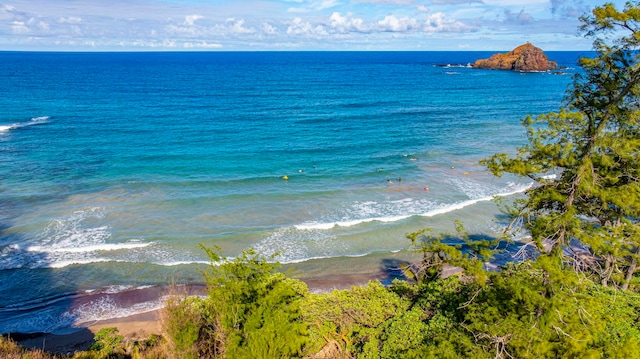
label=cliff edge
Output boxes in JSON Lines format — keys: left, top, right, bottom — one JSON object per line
{"left": 472, "top": 43, "right": 558, "bottom": 72}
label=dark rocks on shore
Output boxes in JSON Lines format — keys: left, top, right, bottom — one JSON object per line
{"left": 472, "top": 43, "right": 558, "bottom": 72}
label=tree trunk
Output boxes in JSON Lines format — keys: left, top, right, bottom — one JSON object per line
{"left": 601, "top": 255, "right": 613, "bottom": 287}
{"left": 622, "top": 256, "right": 637, "bottom": 291}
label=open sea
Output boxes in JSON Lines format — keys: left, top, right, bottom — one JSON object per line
{"left": 0, "top": 51, "right": 586, "bottom": 334}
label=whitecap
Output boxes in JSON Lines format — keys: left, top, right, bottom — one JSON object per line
{"left": 0, "top": 116, "right": 49, "bottom": 133}
{"left": 294, "top": 183, "right": 532, "bottom": 230}
{"left": 27, "top": 241, "right": 153, "bottom": 254}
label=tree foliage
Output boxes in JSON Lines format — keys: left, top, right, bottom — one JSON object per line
{"left": 199, "top": 246, "right": 309, "bottom": 359}
{"left": 482, "top": 1, "right": 640, "bottom": 289}
{"left": 404, "top": 220, "right": 500, "bottom": 285}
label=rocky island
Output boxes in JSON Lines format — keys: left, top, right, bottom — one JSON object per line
{"left": 472, "top": 43, "right": 558, "bottom": 72}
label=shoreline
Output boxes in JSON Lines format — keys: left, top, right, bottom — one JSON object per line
{"left": 9, "top": 270, "right": 405, "bottom": 354}
{"left": 9, "top": 311, "right": 162, "bottom": 355}
{"left": 6, "top": 239, "right": 522, "bottom": 354}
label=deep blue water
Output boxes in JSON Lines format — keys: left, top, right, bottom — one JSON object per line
{"left": 0, "top": 51, "right": 585, "bottom": 333}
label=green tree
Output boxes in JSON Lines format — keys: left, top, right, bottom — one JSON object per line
{"left": 482, "top": 1, "right": 640, "bottom": 290}
{"left": 200, "top": 246, "right": 309, "bottom": 359}
{"left": 404, "top": 220, "right": 500, "bottom": 285}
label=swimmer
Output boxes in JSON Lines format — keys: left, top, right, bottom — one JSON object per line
{"left": 377, "top": 168, "right": 381, "bottom": 172}
{"left": 424, "top": 186, "right": 429, "bottom": 191}
{"left": 397, "top": 177, "right": 402, "bottom": 182}
{"left": 282, "top": 175, "right": 289, "bottom": 180}
{"left": 387, "top": 179, "right": 393, "bottom": 184}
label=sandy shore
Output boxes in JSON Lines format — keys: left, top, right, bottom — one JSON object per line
{"left": 12, "top": 310, "right": 162, "bottom": 355}
{"left": 10, "top": 272, "right": 398, "bottom": 355}
{"left": 6, "top": 252, "right": 470, "bottom": 356}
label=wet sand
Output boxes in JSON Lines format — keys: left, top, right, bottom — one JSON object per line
{"left": 11, "top": 272, "right": 400, "bottom": 355}
{"left": 12, "top": 310, "right": 162, "bottom": 355}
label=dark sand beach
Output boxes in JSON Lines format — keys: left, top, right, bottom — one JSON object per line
{"left": 11, "top": 270, "right": 408, "bottom": 354}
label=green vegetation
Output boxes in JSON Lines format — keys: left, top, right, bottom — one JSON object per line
{"left": 159, "top": 244, "right": 640, "bottom": 358}
{"left": 482, "top": 1, "right": 640, "bottom": 290}
{"left": 5, "top": 2, "right": 640, "bottom": 358}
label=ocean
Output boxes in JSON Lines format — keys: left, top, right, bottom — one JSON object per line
{"left": 0, "top": 51, "right": 586, "bottom": 334}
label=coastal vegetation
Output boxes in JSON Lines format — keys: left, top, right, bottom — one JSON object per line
{"left": 2, "top": 1, "right": 640, "bottom": 358}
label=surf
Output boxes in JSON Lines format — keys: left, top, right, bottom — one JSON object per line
{"left": 0, "top": 116, "right": 49, "bottom": 132}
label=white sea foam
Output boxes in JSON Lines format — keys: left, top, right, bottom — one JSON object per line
{"left": 254, "top": 226, "right": 343, "bottom": 263}
{"left": 277, "top": 252, "right": 371, "bottom": 265}
{"left": 27, "top": 241, "right": 153, "bottom": 254}
{"left": 48, "top": 258, "right": 128, "bottom": 269}
{"left": 0, "top": 116, "right": 49, "bottom": 132}
{"left": 20, "top": 207, "right": 129, "bottom": 269}
{"left": 152, "top": 260, "right": 210, "bottom": 266}
{"left": 69, "top": 295, "right": 165, "bottom": 327}
{"left": 294, "top": 183, "right": 532, "bottom": 231}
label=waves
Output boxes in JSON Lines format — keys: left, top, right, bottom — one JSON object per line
{"left": 0, "top": 51, "right": 582, "bottom": 335}
{"left": 294, "top": 182, "right": 531, "bottom": 231}
{"left": 0, "top": 284, "right": 194, "bottom": 334}
{"left": 0, "top": 178, "right": 532, "bottom": 271}
{"left": 0, "top": 207, "right": 155, "bottom": 270}
{"left": 0, "top": 116, "right": 49, "bottom": 132}
{"left": 27, "top": 241, "right": 153, "bottom": 254}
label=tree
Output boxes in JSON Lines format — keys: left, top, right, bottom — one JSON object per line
{"left": 200, "top": 246, "right": 310, "bottom": 358}
{"left": 404, "top": 220, "right": 500, "bottom": 285}
{"left": 482, "top": 1, "right": 640, "bottom": 289}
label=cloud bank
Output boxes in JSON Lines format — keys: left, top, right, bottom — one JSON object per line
{"left": 0, "top": 0, "right": 621, "bottom": 50}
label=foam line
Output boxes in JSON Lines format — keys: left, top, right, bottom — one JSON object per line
{"left": 27, "top": 242, "right": 153, "bottom": 254}
{"left": 277, "top": 252, "right": 369, "bottom": 265}
{"left": 48, "top": 259, "right": 128, "bottom": 269}
{"left": 294, "top": 184, "right": 532, "bottom": 230}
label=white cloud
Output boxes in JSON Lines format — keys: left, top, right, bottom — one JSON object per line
{"left": 0, "top": 0, "right": 604, "bottom": 50}
{"left": 377, "top": 15, "right": 419, "bottom": 32}
{"left": 431, "top": 0, "right": 483, "bottom": 4}
{"left": 1, "top": 4, "right": 27, "bottom": 20}
{"left": 353, "top": 0, "right": 416, "bottom": 4}
{"left": 183, "top": 41, "right": 223, "bottom": 49}
{"left": 286, "top": 17, "right": 328, "bottom": 36}
{"left": 184, "top": 15, "right": 204, "bottom": 26}
{"left": 227, "top": 18, "right": 254, "bottom": 34}
{"left": 11, "top": 21, "right": 29, "bottom": 34}
{"left": 58, "top": 17, "right": 82, "bottom": 24}
{"left": 288, "top": 0, "right": 342, "bottom": 13}
{"left": 38, "top": 21, "right": 50, "bottom": 31}
{"left": 262, "top": 22, "right": 278, "bottom": 35}
{"left": 166, "top": 22, "right": 202, "bottom": 36}
{"left": 329, "top": 12, "right": 368, "bottom": 33}
{"left": 503, "top": 9, "right": 533, "bottom": 24}
{"left": 424, "top": 12, "right": 473, "bottom": 32}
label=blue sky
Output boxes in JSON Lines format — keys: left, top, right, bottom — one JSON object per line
{"left": 0, "top": 0, "right": 626, "bottom": 51}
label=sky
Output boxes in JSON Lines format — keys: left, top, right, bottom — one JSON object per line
{"left": 0, "top": 0, "right": 628, "bottom": 51}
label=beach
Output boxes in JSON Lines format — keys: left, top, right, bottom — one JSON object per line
{"left": 12, "top": 270, "right": 408, "bottom": 354}
{"left": 12, "top": 311, "right": 161, "bottom": 354}
{"left": 0, "top": 51, "right": 579, "bottom": 337}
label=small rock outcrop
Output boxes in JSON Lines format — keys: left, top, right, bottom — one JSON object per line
{"left": 472, "top": 43, "right": 558, "bottom": 72}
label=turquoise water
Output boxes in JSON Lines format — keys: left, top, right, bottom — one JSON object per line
{"left": 0, "top": 51, "right": 584, "bottom": 333}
